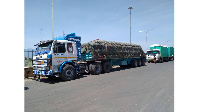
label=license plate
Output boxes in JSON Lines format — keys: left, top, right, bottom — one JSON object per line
{"left": 37, "top": 62, "right": 41, "bottom": 64}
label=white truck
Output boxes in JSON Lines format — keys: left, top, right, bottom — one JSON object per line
{"left": 146, "top": 49, "right": 163, "bottom": 63}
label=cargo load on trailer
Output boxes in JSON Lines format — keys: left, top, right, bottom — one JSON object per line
{"left": 81, "top": 39, "right": 145, "bottom": 60}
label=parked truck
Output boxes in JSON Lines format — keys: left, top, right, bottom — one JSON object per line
{"left": 168, "top": 46, "right": 174, "bottom": 61}
{"left": 146, "top": 44, "right": 174, "bottom": 63}
{"left": 32, "top": 33, "right": 146, "bottom": 81}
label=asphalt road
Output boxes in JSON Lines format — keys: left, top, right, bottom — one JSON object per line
{"left": 25, "top": 61, "right": 174, "bottom": 112}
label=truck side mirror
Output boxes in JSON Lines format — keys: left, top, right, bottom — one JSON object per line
{"left": 53, "top": 45, "right": 57, "bottom": 53}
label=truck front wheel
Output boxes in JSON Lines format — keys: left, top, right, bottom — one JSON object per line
{"left": 161, "top": 58, "right": 163, "bottom": 63}
{"left": 61, "top": 65, "right": 76, "bottom": 81}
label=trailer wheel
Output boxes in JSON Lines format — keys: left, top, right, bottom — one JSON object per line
{"left": 141, "top": 59, "right": 145, "bottom": 66}
{"left": 89, "top": 64, "right": 94, "bottom": 74}
{"left": 134, "top": 60, "right": 138, "bottom": 68}
{"left": 166, "top": 58, "right": 169, "bottom": 62}
{"left": 138, "top": 60, "right": 141, "bottom": 67}
{"left": 91, "top": 63, "right": 102, "bottom": 75}
{"left": 102, "top": 62, "right": 110, "bottom": 73}
{"left": 172, "top": 57, "right": 174, "bottom": 61}
{"left": 130, "top": 60, "right": 134, "bottom": 67}
{"left": 61, "top": 65, "right": 76, "bottom": 81}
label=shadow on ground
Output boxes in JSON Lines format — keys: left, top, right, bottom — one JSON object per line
{"left": 35, "top": 75, "right": 87, "bottom": 84}
{"left": 24, "top": 87, "right": 29, "bottom": 90}
{"left": 33, "top": 65, "right": 148, "bottom": 84}
{"left": 101, "top": 64, "right": 147, "bottom": 74}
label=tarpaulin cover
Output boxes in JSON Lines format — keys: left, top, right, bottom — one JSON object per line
{"left": 81, "top": 40, "right": 145, "bottom": 59}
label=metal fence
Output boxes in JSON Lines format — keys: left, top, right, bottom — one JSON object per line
{"left": 24, "top": 49, "right": 35, "bottom": 67}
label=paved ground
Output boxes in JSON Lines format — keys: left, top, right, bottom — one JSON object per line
{"left": 25, "top": 61, "right": 174, "bottom": 112}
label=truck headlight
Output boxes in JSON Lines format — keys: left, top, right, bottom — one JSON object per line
{"left": 33, "top": 66, "right": 37, "bottom": 70}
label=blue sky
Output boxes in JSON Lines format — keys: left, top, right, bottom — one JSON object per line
{"left": 25, "top": 0, "right": 174, "bottom": 52}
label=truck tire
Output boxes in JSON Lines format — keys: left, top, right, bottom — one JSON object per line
{"left": 166, "top": 58, "right": 169, "bottom": 62}
{"left": 159, "top": 58, "right": 161, "bottom": 63}
{"left": 134, "top": 60, "right": 138, "bottom": 68}
{"left": 91, "top": 63, "right": 102, "bottom": 75}
{"left": 161, "top": 58, "right": 163, "bottom": 63}
{"left": 102, "top": 62, "right": 110, "bottom": 73}
{"left": 130, "top": 60, "right": 135, "bottom": 68}
{"left": 138, "top": 60, "right": 141, "bottom": 67}
{"left": 89, "top": 64, "right": 94, "bottom": 74}
{"left": 141, "top": 59, "right": 145, "bottom": 66}
{"left": 61, "top": 65, "right": 76, "bottom": 81}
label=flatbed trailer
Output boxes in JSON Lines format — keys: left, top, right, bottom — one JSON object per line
{"left": 81, "top": 53, "right": 146, "bottom": 74}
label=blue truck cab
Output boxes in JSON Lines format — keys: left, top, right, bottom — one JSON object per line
{"left": 33, "top": 33, "right": 82, "bottom": 81}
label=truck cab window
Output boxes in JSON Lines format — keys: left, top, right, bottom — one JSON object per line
{"left": 67, "top": 43, "right": 73, "bottom": 53}
{"left": 54, "top": 43, "right": 66, "bottom": 53}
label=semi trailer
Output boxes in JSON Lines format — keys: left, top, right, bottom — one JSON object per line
{"left": 33, "top": 33, "right": 146, "bottom": 81}
{"left": 168, "top": 46, "right": 174, "bottom": 60}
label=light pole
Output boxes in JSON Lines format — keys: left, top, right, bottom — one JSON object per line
{"left": 41, "top": 29, "right": 43, "bottom": 41}
{"left": 128, "top": 6, "right": 133, "bottom": 44}
{"left": 139, "top": 29, "right": 153, "bottom": 51}
{"left": 139, "top": 29, "right": 153, "bottom": 43}
{"left": 52, "top": 0, "right": 54, "bottom": 39}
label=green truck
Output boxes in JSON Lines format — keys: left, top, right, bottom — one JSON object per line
{"left": 167, "top": 46, "right": 174, "bottom": 60}
{"left": 146, "top": 44, "right": 174, "bottom": 63}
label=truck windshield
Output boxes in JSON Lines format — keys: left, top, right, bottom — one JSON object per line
{"left": 147, "top": 51, "right": 158, "bottom": 55}
{"left": 37, "top": 43, "right": 52, "bottom": 51}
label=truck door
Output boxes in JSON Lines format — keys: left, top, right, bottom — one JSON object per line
{"left": 52, "top": 41, "right": 67, "bottom": 72}
{"left": 66, "top": 42, "right": 77, "bottom": 61}
{"left": 52, "top": 41, "right": 77, "bottom": 72}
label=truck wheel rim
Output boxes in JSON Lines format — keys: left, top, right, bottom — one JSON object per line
{"left": 135, "top": 61, "right": 137, "bottom": 66}
{"left": 66, "top": 70, "right": 73, "bottom": 78}
{"left": 96, "top": 65, "right": 101, "bottom": 72}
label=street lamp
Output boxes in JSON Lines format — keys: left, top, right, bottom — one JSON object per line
{"left": 139, "top": 29, "right": 153, "bottom": 43}
{"left": 128, "top": 6, "right": 133, "bottom": 43}
{"left": 52, "top": 0, "right": 54, "bottom": 39}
